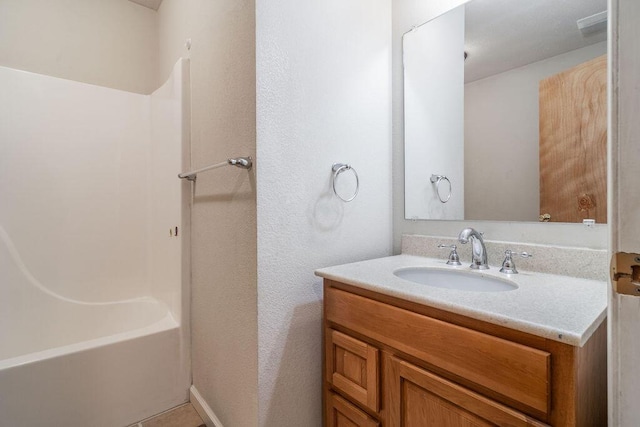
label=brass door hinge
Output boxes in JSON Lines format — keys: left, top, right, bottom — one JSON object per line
{"left": 611, "top": 252, "right": 640, "bottom": 296}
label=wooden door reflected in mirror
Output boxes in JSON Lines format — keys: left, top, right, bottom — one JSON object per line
{"left": 539, "top": 55, "right": 607, "bottom": 223}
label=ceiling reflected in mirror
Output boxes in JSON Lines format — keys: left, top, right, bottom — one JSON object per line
{"left": 464, "top": 0, "right": 606, "bottom": 83}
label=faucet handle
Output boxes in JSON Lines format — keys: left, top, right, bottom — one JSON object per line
{"left": 500, "top": 250, "right": 532, "bottom": 274}
{"left": 438, "top": 244, "right": 462, "bottom": 266}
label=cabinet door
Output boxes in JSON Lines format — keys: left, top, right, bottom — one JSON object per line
{"left": 327, "top": 393, "right": 379, "bottom": 427}
{"left": 385, "top": 356, "right": 548, "bottom": 427}
{"left": 326, "top": 329, "right": 379, "bottom": 412}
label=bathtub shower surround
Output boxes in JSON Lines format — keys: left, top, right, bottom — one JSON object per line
{"left": 0, "top": 59, "right": 190, "bottom": 427}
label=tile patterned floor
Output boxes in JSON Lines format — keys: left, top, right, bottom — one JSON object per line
{"left": 128, "top": 403, "right": 205, "bottom": 427}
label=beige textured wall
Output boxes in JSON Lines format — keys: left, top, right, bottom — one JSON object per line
{"left": 157, "top": 1, "right": 258, "bottom": 426}
{"left": 0, "top": 0, "right": 158, "bottom": 94}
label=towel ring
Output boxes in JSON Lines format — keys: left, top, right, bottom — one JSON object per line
{"left": 332, "top": 163, "right": 359, "bottom": 202}
{"left": 430, "top": 174, "right": 451, "bottom": 203}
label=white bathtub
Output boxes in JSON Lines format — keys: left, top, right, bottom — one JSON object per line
{"left": 0, "top": 297, "right": 188, "bottom": 427}
{"left": 0, "top": 226, "right": 189, "bottom": 426}
{"left": 0, "top": 59, "right": 191, "bottom": 426}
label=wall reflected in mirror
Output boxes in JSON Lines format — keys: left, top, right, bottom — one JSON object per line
{"left": 403, "top": 0, "right": 607, "bottom": 223}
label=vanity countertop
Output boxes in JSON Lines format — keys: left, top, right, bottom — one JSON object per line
{"left": 315, "top": 254, "right": 607, "bottom": 347}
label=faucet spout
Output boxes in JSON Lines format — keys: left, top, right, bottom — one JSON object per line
{"left": 457, "top": 228, "right": 489, "bottom": 270}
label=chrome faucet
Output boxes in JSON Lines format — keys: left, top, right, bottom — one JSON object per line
{"left": 457, "top": 228, "right": 489, "bottom": 270}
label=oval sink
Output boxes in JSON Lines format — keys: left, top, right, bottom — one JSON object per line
{"left": 393, "top": 267, "right": 518, "bottom": 292}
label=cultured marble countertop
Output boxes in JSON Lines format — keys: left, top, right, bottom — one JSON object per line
{"left": 315, "top": 254, "right": 608, "bottom": 347}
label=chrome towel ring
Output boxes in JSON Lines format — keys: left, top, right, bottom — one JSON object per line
{"left": 332, "top": 163, "right": 359, "bottom": 202}
{"left": 430, "top": 174, "right": 451, "bottom": 203}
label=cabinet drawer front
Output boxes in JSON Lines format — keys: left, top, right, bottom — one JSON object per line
{"left": 325, "top": 287, "right": 550, "bottom": 416}
{"left": 386, "top": 356, "right": 549, "bottom": 427}
{"left": 326, "top": 329, "right": 379, "bottom": 412}
{"left": 327, "top": 393, "right": 380, "bottom": 427}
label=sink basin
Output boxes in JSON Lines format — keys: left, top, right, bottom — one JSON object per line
{"left": 393, "top": 267, "right": 518, "bottom": 292}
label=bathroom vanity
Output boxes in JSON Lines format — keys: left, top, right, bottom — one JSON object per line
{"left": 317, "top": 255, "right": 607, "bottom": 426}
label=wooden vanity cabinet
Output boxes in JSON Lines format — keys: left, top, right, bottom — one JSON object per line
{"left": 322, "top": 280, "right": 606, "bottom": 427}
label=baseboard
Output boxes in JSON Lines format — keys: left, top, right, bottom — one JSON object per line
{"left": 190, "top": 385, "right": 225, "bottom": 427}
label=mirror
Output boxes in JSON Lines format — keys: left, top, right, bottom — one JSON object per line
{"left": 403, "top": 0, "right": 607, "bottom": 223}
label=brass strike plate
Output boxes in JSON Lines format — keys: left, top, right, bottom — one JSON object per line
{"left": 611, "top": 252, "right": 640, "bottom": 296}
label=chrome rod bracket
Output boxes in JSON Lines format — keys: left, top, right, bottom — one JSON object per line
{"left": 229, "top": 156, "right": 252, "bottom": 170}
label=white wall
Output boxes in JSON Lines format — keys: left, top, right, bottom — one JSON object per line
{"left": 0, "top": 0, "right": 158, "bottom": 94}
{"left": 157, "top": 1, "right": 258, "bottom": 426}
{"left": 465, "top": 41, "right": 607, "bottom": 221}
{"left": 0, "top": 66, "right": 151, "bottom": 302}
{"left": 256, "top": 0, "right": 392, "bottom": 425}
{"left": 0, "top": 61, "right": 188, "bottom": 315}
{"left": 392, "top": 0, "right": 608, "bottom": 251}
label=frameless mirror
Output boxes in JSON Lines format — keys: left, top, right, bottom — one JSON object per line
{"left": 403, "top": 0, "right": 607, "bottom": 223}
